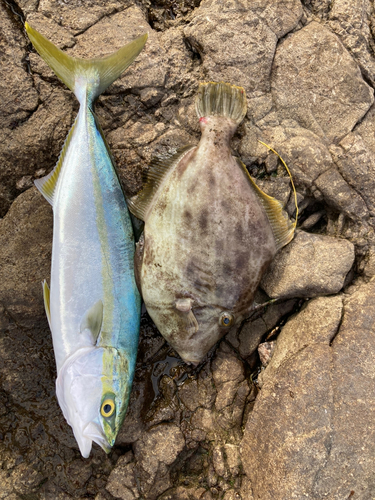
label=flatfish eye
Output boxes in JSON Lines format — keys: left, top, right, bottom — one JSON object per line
{"left": 101, "top": 398, "right": 115, "bottom": 418}
{"left": 219, "top": 312, "right": 234, "bottom": 327}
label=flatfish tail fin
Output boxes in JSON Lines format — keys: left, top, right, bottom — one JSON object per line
{"left": 25, "top": 22, "right": 147, "bottom": 104}
{"left": 195, "top": 82, "right": 247, "bottom": 124}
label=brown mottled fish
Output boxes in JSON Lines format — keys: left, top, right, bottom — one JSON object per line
{"left": 128, "top": 82, "right": 295, "bottom": 365}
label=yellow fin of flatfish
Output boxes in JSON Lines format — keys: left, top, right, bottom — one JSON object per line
{"left": 236, "top": 158, "right": 295, "bottom": 252}
{"left": 34, "top": 117, "right": 77, "bottom": 206}
{"left": 127, "top": 145, "right": 196, "bottom": 221}
{"left": 42, "top": 280, "right": 52, "bottom": 330}
{"left": 80, "top": 300, "right": 103, "bottom": 344}
{"left": 195, "top": 82, "right": 247, "bottom": 124}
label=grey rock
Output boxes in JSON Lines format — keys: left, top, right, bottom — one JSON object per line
{"left": 134, "top": 424, "right": 185, "bottom": 494}
{"left": 185, "top": 0, "right": 302, "bottom": 95}
{"left": 313, "top": 279, "right": 375, "bottom": 498}
{"left": 272, "top": 21, "right": 374, "bottom": 143}
{"left": 241, "top": 296, "right": 343, "bottom": 499}
{"left": 261, "top": 230, "right": 355, "bottom": 299}
{"left": 328, "top": 0, "right": 375, "bottom": 86}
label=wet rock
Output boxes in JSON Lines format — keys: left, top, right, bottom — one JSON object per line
{"left": 185, "top": 0, "right": 302, "bottom": 95}
{"left": 261, "top": 230, "right": 355, "bottom": 299}
{"left": 272, "top": 21, "right": 374, "bottom": 143}
{"left": 227, "top": 297, "right": 296, "bottom": 360}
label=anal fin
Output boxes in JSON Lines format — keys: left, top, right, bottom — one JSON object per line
{"left": 236, "top": 158, "right": 295, "bottom": 251}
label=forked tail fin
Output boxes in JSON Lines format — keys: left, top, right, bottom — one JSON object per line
{"left": 195, "top": 81, "right": 247, "bottom": 124}
{"left": 25, "top": 23, "right": 148, "bottom": 104}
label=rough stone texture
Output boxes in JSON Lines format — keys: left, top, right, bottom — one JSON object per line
{"left": 261, "top": 230, "right": 355, "bottom": 299}
{"left": 2, "top": 0, "right": 375, "bottom": 498}
{"left": 242, "top": 280, "right": 375, "bottom": 498}
{"left": 272, "top": 21, "right": 374, "bottom": 143}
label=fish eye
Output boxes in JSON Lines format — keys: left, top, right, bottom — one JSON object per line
{"left": 219, "top": 312, "right": 234, "bottom": 327}
{"left": 101, "top": 398, "right": 115, "bottom": 418}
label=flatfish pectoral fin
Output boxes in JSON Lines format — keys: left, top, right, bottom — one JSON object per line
{"left": 175, "top": 298, "right": 199, "bottom": 337}
{"left": 80, "top": 300, "right": 104, "bottom": 345}
{"left": 235, "top": 158, "right": 296, "bottom": 252}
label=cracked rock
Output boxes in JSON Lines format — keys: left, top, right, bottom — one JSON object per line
{"left": 261, "top": 230, "right": 355, "bottom": 299}
{"left": 241, "top": 296, "right": 343, "bottom": 498}
{"left": 185, "top": 0, "right": 302, "bottom": 95}
{"left": 272, "top": 21, "right": 374, "bottom": 143}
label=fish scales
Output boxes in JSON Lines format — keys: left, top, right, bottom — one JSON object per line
{"left": 130, "top": 82, "right": 295, "bottom": 365}
{"left": 26, "top": 23, "right": 147, "bottom": 457}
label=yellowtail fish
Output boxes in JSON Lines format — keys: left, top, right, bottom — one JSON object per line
{"left": 25, "top": 23, "right": 147, "bottom": 457}
{"left": 128, "top": 82, "right": 295, "bottom": 365}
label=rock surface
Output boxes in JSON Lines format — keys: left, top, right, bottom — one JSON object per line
{"left": 261, "top": 230, "right": 355, "bottom": 299}
{"left": 1, "top": 0, "right": 375, "bottom": 498}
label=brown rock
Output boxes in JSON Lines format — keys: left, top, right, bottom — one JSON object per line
{"left": 261, "top": 230, "right": 355, "bottom": 299}
{"left": 272, "top": 21, "right": 374, "bottom": 143}
{"left": 185, "top": 0, "right": 302, "bottom": 95}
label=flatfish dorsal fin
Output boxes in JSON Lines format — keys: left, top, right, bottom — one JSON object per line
{"left": 127, "top": 145, "right": 196, "bottom": 221}
{"left": 236, "top": 158, "right": 295, "bottom": 251}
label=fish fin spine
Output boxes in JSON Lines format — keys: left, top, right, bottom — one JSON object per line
{"left": 127, "top": 145, "right": 196, "bottom": 221}
{"left": 34, "top": 116, "right": 77, "bottom": 206}
{"left": 236, "top": 158, "right": 295, "bottom": 251}
{"left": 195, "top": 82, "right": 247, "bottom": 124}
{"left": 42, "top": 280, "right": 52, "bottom": 330}
{"left": 25, "top": 22, "right": 148, "bottom": 104}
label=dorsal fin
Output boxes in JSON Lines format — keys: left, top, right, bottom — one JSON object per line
{"left": 34, "top": 117, "right": 77, "bottom": 206}
{"left": 42, "top": 280, "right": 52, "bottom": 330}
{"left": 236, "top": 158, "right": 295, "bottom": 251}
{"left": 127, "top": 145, "right": 196, "bottom": 221}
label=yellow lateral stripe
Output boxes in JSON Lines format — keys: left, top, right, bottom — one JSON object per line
{"left": 258, "top": 140, "right": 299, "bottom": 227}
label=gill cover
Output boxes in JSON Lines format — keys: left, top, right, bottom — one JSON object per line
{"left": 56, "top": 347, "right": 130, "bottom": 458}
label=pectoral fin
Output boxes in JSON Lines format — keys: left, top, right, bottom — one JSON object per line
{"left": 42, "top": 280, "right": 52, "bottom": 330}
{"left": 80, "top": 300, "right": 103, "bottom": 344}
{"left": 175, "top": 298, "right": 199, "bottom": 336}
{"left": 236, "top": 158, "right": 295, "bottom": 251}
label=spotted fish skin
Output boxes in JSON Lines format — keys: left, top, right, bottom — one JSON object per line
{"left": 26, "top": 23, "right": 147, "bottom": 457}
{"left": 130, "top": 82, "right": 294, "bottom": 365}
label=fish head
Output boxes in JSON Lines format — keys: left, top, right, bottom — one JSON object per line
{"left": 153, "top": 298, "right": 238, "bottom": 365}
{"left": 56, "top": 346, "right": 131, "bottom": 458}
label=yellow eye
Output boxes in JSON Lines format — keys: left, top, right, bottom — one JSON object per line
{"left": 101, "top": 398, "right": 115, "bottom": 418}
{"left": 219, "top": 312, "right": 234, "bottom": 327}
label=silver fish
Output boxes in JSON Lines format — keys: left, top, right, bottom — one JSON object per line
{"left": 26, "top": 23, "right": 147, "bottom": 457}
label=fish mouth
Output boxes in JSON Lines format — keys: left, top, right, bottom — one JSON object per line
{"left": 83, "top": 422, "right": 112, "bottom": 454}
